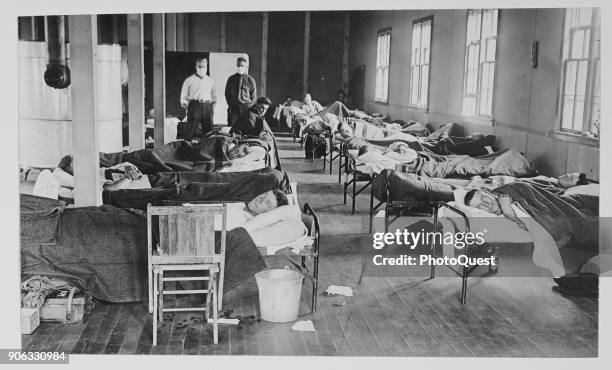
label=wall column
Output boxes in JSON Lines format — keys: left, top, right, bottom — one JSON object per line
{"left": 127, "top": 14, "right": 145, "bottom": 151}
{"left": 342, "top": 12, "right": 350, "bottom": 92}
{"left": 260, "top": 12, "right": 268, "bottom": 97}
{"left": 68, "top": 15, "right": 101, "bottom": 206}
{"left": 220, "top": 13, "right": 226, "bottom": 52}
{"left": 152, "top": 13, "right": 166, "bottom": 147}
{"left": 303, "top": 11, "right": 310, "bottom": 95}
{"left": 166, "top": 13, "right": 177, "bottom": 51}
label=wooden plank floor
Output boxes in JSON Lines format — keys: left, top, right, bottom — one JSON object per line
{"left": 21, "top": 137, "right": 598, "bottom": 357}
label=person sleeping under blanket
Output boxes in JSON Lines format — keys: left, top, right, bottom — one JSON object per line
{"left": 53, "top": 155, "right": 151, "bottom": 198}
{"left": 464, "top": 172, "right": 591, "bottom": 194}
{"left": 354, "top": 142, "right": 420, "bottom": 175}
{"left": 463, "top": 179, "right": 598, "bottom": 276}
{"left": 213, "top": 188, "right": 308, "bottom": 251}
{"left": 177, "top": 189, "right": 309, "bottom": 294}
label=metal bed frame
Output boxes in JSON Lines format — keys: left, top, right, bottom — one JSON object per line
{"left": 367, "top": 171, "right": 435, "bottom": 233}
{"left": 359, "top": 199, "right": 498, "bottom": 305}
{"left": 432, "top": 201, "right": 499, "bottom": 304}
{"left": 281, "top": 203, "right": 321, "bottom": 312}
{"left": 342, "top": 147, "right": 375, "bottom": 215}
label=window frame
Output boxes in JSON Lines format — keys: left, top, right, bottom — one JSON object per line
{"left": 556, "top": 7, "right": 600, "bottom": 140}
{"left": 374, "top": 27, "right": 392, "bottom": 104}
{"left": 461, "top": 9, "right": 500, "bottom": 120}
{"left": 409, "top": 15, "right": 434, "bottom": 111}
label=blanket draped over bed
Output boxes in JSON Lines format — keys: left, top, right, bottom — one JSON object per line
{"left": 99, "top": 134, "right": 280, "bottom": 174}
{"left": 494, "top": 182, "right": 599, "bottom": 251}
{"left": 406, "top": 148, "right": 535, "bottom": 178}
{"left": 20, "top": 194, "right": 266, "bottom": 303}
{"left": 102, "top": 168, "right": 289, "bottom": 210}
{"left": 372, "top": 169, "right": 469, "bottom": 202}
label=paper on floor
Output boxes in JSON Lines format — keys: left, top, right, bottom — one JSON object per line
{"left": 325, "top": 285, "right": 353, "bottom": 297}
{"left": 291, "top": 320, "right": 316, "bottom": 332}
{"left": 207, "top": 318, "right": 240, "bottom": 325}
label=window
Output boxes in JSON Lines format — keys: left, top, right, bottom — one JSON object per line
{"left": 462, "top": 9, "right": 499, "bottom": 118}
{"left": 409, "top": 17, "right": 432, "bottom": 109}
{"left": 559, "top": 8, "right": 600, "bottom": 137}
{"left": 375, "top": 29, "right": 391, "bottom": 103}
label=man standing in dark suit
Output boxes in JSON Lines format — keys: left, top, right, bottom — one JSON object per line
{"left": 224, "top": 57, "right": 257, "bottom": 127}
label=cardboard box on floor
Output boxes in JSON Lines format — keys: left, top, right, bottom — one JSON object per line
{"left": 39, "top": 291, "right": 95, "bottom": 323}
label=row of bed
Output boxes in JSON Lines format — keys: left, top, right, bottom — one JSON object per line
{"left": 21, "top": 99, "right": 601, "bottom": 307}
{"left": 22, "top": 129, "right": 322, "bottom": 311}
{"left": 290, "top": 100, "right": 600, "bottom": 302}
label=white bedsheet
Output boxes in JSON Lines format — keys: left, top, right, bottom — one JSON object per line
{"left": 438, "top": 200, "right": 565, "bottom": 276}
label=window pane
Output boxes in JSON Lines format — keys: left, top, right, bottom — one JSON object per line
{"left": 575, "top": 60, "right": 588, "bottom": 96}
{"left": 564, "top": 61, "right": 577, "bottom": 95}
{"left": 573, "top": 96, "right": 585, "bottom": 131}
{"left": 486, "top": 39, "right": 496, "bottom": 61}
{"left": 413, "top": 24, "right": 421, "bottom": 52}
{"left": 582, "top": 29, "right": 591, "bottom": 58}
{"left": 410, "top": 68, "right": 418, "bottom": 104}
{"left": 571, "top": 30, "right": 584, "bottom": 58}
{"left": 579, "top": 8, "right": 592, "bottom": 26}
{"left": 463, "top": 96, "right": 476, "bottom": 116}
{"left": 422, "top": 21, "right": 431, "bottom": 48}
{"left": 420, "top": 65, "right": 429, "bottom": 106}
{"left": 591, "top": 59, "right": 600, "bottom": 134}
{"left": 562, "top": 97, "right": 574, "bottom": 129}
{"left": 487, "top": 63, "right": 495, "bottom": 90}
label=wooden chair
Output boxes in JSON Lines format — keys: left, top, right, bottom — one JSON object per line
{"left": 147, "top": 203, "right": 228, "bottom": 345}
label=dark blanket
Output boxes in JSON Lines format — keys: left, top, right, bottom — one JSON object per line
{"left": 101, "top": 133, "right": 281, "bottom": 173}
{"left": 123, "top": 137, "right": 233, "bottom": 174}
{"left": 494, "top": 182, "right": 599, "bottom": 250}
{"left": 20, "top": 194, "right": 266, "bottom": 303}
{"left": 372, "top": 169, "right": 469, "bottom": 202}
{"left": 421, "top": 134, "right": 496, "bottom": 156}
{"left": 103, "top": 168, "right": 289, "bottom": 210}
{"left": 406, "top": 148, "right": 535, "bottom": 178}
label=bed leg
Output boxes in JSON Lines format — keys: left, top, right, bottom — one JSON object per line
{"left": 152, "top": 269, "right": 158, "bottom": 346}
{"left": 322, "top": 148, "right": 326, "bottom": 171}
{"left": 460, "top": 266, "right": 468, "bottom": 305}
{"left": 368, "top": 186, "right": 374, "bottom": 233}
{"left": 384, "top": 205, "right": 390, "bottom": 233}
{"left": 343, "top": 181, "right": 347, "bottom": 205}
{"left": 312, "top": 255, "right": 319, "bottom": 313}
{"left": 351, "top": 172, "right": 357, "bottom": 215}
{"left": 338, "top": 154, "right": 342, "bottom": 183}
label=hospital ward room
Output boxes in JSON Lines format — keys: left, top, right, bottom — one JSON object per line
{"left": 16, "top": 8, "right": 609, "bottom": 358}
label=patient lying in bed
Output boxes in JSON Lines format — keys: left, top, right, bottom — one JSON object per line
{"left": 202, "top": 189, "right": 307, "bottom": 252}
{"left": 461, "top": 177, "right": 598, "bottom": 275}
{"left": 52, "top": 155, "right": 151, "bottom": 198}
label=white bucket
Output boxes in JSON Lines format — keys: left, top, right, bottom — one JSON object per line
{"left": 255, "top": 268, "right": 304, "bottom": 322}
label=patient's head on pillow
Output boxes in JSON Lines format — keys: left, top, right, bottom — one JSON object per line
{"left": 558, "top": 172, "right": 588, "bottom": 188}
{"left": 469, "top": 132, "right": 485, "bottom": 141}
{"left": 388, "top": 142, "right": 411, "bottom": 155}
{"left": 228, "top": 143, "right": 248, "bottom": 159}
{"left": 247, "top": 189, "right": 289, "bottom": 215}
{"left": 323, "top": 113, "right": 340, "bottom": 132}
{"left": 464, "top": 188, "right": 502, "bottom": 215}
{"left": 57, "top": 155, "right": 74, "bottom": 176}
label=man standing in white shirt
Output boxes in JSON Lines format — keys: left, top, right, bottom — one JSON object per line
{"left": 180, "top": 58, "right": 217, "bottom": 140}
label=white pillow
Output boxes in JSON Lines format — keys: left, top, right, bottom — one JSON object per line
{"left": 52, "top": 167, "right": 74, "bottom": 188}
{"left": 453, "top": 188, "right": 468, "bottom": 206}
{"left": 563, "top": 184, "right": 599, "bottom": 197}
{"left": 33, "top": 170, "right": 60, "bottom": 200}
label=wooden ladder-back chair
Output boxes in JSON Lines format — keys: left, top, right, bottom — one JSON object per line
{"left": 147, "top": 203, "right": 228, "bottom": 345}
